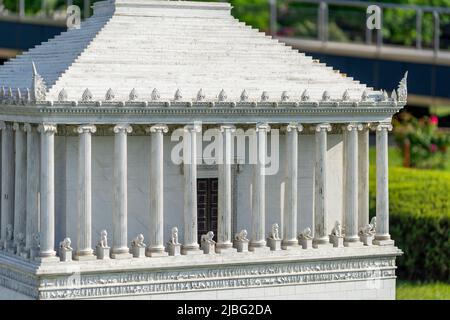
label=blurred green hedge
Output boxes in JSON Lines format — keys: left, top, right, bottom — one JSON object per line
{"left": 369, "top": 167, "right": 450, "bottom": 282}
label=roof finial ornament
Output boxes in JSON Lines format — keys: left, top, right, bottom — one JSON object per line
{"left": 25, "top": 88, "right": 31, "bottom": 104}
{"left": 391, "top": 90, "right": 397, "bottom": 102}
{"left": 261, "top": 91, "right": 269, "bottom": 102}
{"left": 380, "top": 90, "right": 388, "bottom": 101}
{"left": 105, "top": 88, "right": 115, "bottom": 101}
{"left": 129, "top": 88, "right": 138, "bottom": 101}
{"left": 174, "top": 89, "right": 183, "bottom": 101}
{"left": 218, "top": 89, "right": 227, "bottom": 102}
{"left": 151, "top": 88, "right": 160, "bottom": 101}
{"left": 342, "top": 89, "right": 350, "bottom": 101}
{"left": 322, "top": 90, "right": 331, "bottom": 101}
{"left": 8, "top": 87, "right": 13, "bottom": 102}
{"left": 397, "top": 71, "right": 408, "bottom": 102}
{"left": 197, "top": 88, "right": 206, "bottom": 102}
{"left": 240, "top": 90, "right": 249, "bottom": 102}
{"left": 82, "top": 88, "right": 93, "bottom": 102}
{"left": 15, "top": 88, "right": 22, "bottom": 104}
{"left": 31, "top": 61, "right": 47, "bottom": 102}
{"left": 0, "top": 86, "right": 5, "bottom": 102}
{"left": 281, "top": 91, "right": 290, "bottom": 102}
{"left": 301, "top": 89, "right": 310, "bottom": 102}
{"left": 58, "top": 88, "right": 68, "bottom": 102}
{"left": 361, "top": 90, "right": 368, "bottom": 101}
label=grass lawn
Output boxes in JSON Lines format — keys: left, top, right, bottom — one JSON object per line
{"left": 396, "top": 281, "right": 450, "bottom": 300}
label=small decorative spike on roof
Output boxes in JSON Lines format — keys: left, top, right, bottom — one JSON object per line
{"left": 82, "top": 88, "right": 93, "bottom": 102}
{"left": 31, "top": 61, "right": 47, "bottom": 102}
{"left": 174, "top": 89, "right": 183, "bottom": 101}
{"left": 129, "top": 88, "right": 138, "bottom": 101}
{"left": 15, "top": 88, "right": 22, "bottom": 103}
{"left": 58, "top": 88, "right": 68, "bottom": 102}
{"left": 361, "top": 90, "right": 368, "bottom": 101}
{"left": 381, "top": 90, "right": 388, "bottom": 101}
{"left": 322, "top": 90, "right": 331, "bottom": 101}
{"left": 105, "top": 88, "right": 115, "bottom": 101}
{"left": 0, "top": 86, "right": 5, "bottom": 101}
{"left": 391, "top": 90, "right": 397, "bottom": 101}
{"left": 240, "top": 90, "right": 249, "bottom": 102}
{"left": 218, "top": 89, "right": 227, "bottom": 102}
{"left": 342, "top": 90, "right": 350, "bottom": 101}
{"left": 25, "top": 88, "right": 31, "bottom": 103}
{"left": 397, "top": 71, "right": 408, "bottom": 102}
{"left": 151, "top": 88, "right": 160, "bottom": 101}
{"left": 8, "top": 87, "right": 13, "bottom": 101}
{"left": 197, "top": 89, "right": 206, "bottom": 102}
{"left": 281, "top": 91, "right": 290, "bottom": 102}
{"left": 301, "top": 89, "right": 310, "bottom": 102}
{"left": 261, "top": 91, "right": 269, "bottom": 102}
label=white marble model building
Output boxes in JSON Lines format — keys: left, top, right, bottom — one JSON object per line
{"left": 0, "top": 0, "right": 406, "bottom": 300}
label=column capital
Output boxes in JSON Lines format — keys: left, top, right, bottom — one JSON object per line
{"left": 219, "top": 124, "right": 236, "bottom": 133}
{"left": 0, "top": 121, "right": 12, "bottom": 130}
{"left": 113, "top": 124, "right": 133, "bottom": 134}
{"left": 184, "top": 124, "right": 202, "bottom": 133}
{"left": 256, "top": 123, "right": 270, "bottom": 132}
{"left": 285, "top": 122, "right": 303, "bottom": 132}
{"left": 12, "top": 122, "right": 25, "bottom": 132}
{"left": 23, "top": 123, "right": 36, "bottom": 133}
{"left": 373, "top": 123, "right": 393, "bottom": 132}
{"left": 75, "top": 124, "right": 97, "bottom": 134}
{"left": 38, "top": 124, "right": 57, "bottom": 134}
{"left": 146, "top": 124, "right": 169, "bottom": 134}
{"left": 315, "top": 123, "right": 332, "bottom": 132}
{"left": 342, "top": 123, "right": 364, "bottom": 132}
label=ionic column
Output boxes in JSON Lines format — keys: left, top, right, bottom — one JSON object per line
{"left": 216, "top": 124, "right": 236, "bottom": 254}
{"left": 374, "top": 123, "right": 395, "bottom": 246}
{"left": 249, "top": 123, "right": 271, "bottom": 252}
{"left": 74, "top": 124, "right": 97, "bottom": 260}
{"left": 111, "top": 124, "right": 133, "bottom": 259}
{"left": 24, "top": 124, "right": 40, "bottom": 257}
{"left": 147, "top": 124, "right": 169, "bottom": 257}
{"left": 343, "top": 124, "right": 363, "bottom": 247}
{"left": 37, "top": 124, "right": 58, "bottom": 261}
{"left": 282, "top": 123, "right": 303, "bottom": 250}
{"left": 181, "top": 124, "right": 203, "bottom": 255}
{"left": 313, "top": 123, "right": 332, "bottom": 248}
{"left": 358, "top": 125, "right": 370, "bottom": 229}
{"left": 13, "top": 123, "right": 27, "bottom": 250}
{"left": 0, "top": 122, "right": 14, "bottom": 249}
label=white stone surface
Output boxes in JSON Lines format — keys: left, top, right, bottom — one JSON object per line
{"left": 0, "top": 1, "right": 376, "bottom": 102}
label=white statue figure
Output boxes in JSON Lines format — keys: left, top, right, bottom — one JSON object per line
{"left": 369, "top": 217, "right": 377, "bottom": 234}
{"left": 359, "top": 224, "right": 373, "bottom": 236}
{"left": 131, "top": 234, "right": 146, "bottom": 248}
{"left": 201, "top": 231, "right": 215, "bottom": 244}
{"left": 269, "top": 223, "right": 280, "bottom": 240}
{"left": 234, "top": 229, "right": 248, "bottom": 242}
{"left": 169, "top": 227, "right": 180, "bottom": 245}
{"left": 6, "top": 224, "right": 13, "bottom": 241}
{"left": 331, "top": 221, "right": 343, "bottom": 237}
{"left": 298, "top": 227, "right": 313, "bottom": 240}
{"left": 97, "top": 230, "right": 108, "bottom": 248}
{"left": 59, "top": 237, "right": 73, "bottom": 251}
{"left": 16, "top": 232, "right": 25, "bottom": 245}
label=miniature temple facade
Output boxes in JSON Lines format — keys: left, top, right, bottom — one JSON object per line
{"left": 0, "top": 0, "right": 404, "bottom": 300}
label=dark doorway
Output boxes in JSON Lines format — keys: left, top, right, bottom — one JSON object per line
{"left": 197, "top": 178, "right": 218, "bottom": 243}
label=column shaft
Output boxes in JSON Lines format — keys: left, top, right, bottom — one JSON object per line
{"left": 282, "top": 123, "right": 303, "bottom": 249}
{"left": 0, "top": 122, "right": 14, "bottom": 249}
{"left": 358, "top": 126, "right": 370, "bottom": 229}
{"left": 13, "top": 123, "right": 27, "bottom": 248}
{"left": 75, "top": 125, "right": 96, "bottom": 259}
{"left": 374, "top": 124, "right": 394, "bottom": 246}
{"left": 216, "top": 125, "right": 236, "bottom": 253}
{"left": 313, "top": 123, "right": 332, "bottom": 247}
{"left": 147, "top": 124, "right": 169, "bottom": 257}
{"left": 181, "top": 124, "right": 202, "bottom": 255}
{"left": 249, "top": 123, "right": 270, "bottom": 251}
{"left": 343, "top": 124, "right": 363, "bottom": 246}
{"left": 111, "top": 124, "right": 132, "bottom": 258}
{"left": 38, "top": 124, "right": 57, "bottom": 259}
{"left": 25, "top": 124, "right": 40, "bottom": 253}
